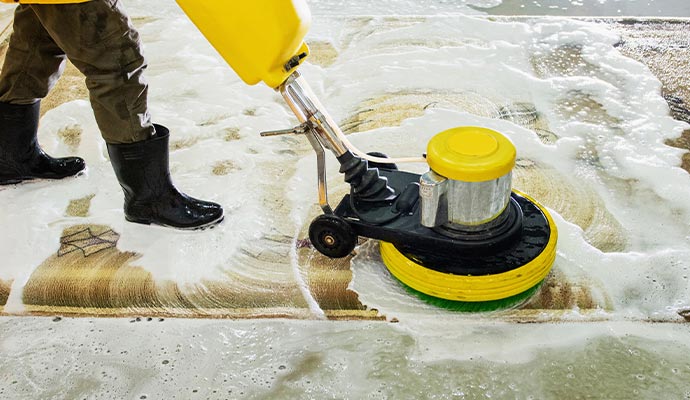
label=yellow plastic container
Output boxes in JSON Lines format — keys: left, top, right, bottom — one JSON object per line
{"left": 176, "top": 0, "right": 311, "bottom": 89}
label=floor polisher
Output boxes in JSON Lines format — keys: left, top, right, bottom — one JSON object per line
{"left": 177, "top": 0, "right": 558, "bottom": 311}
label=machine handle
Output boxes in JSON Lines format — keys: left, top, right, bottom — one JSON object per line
{"left": 260, "top": 122, "right": 310, "bottom": 137}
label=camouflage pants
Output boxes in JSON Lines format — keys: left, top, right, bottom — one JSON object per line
{"left": 0, "top": 0, "right": 154, "bottom": 143}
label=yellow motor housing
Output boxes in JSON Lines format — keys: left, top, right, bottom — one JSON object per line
{"left": 426, "top": 126, "right": 516, "bottom": 183}
{"left": 420, "top": 127, "right": 517, "bottom": 228}
{"left": 176, "top": 0, "right": 311, "bottom": 89}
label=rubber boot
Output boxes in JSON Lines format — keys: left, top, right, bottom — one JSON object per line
{"left": 106, "top": 124, "right": 224, "bottom": 230}
{"left": 0, "top": 101, "right": 85, "bottom": 185}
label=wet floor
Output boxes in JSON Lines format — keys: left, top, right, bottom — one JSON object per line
{"left": 307, "top": 0, "right": 690, "bottom": 17}
{"left": 1, "top": 318, "right": 689, "bottom": 399}
{"left": 1, "top": 1, "right": 690, "bottom": 398}
{"left": 479, "top": 0, "right": 690, "bottom": 17}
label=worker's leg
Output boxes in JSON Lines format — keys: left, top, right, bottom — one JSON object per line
{"left": 28, "top": 0, "right": 153, "bottom": 144}
{"left": 0, "top": 5, "right": 85, "bottom": 185}
{"left": 29, "top": 1, "right": 223, "bottom": 229}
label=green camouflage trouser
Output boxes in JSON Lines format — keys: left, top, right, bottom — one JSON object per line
{"left": 0, "top": 0, "right": 154, "bottom": 143}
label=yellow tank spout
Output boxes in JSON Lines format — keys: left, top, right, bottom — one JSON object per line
{"left": 176, "top": 0, "right": 311, "bottom": 89}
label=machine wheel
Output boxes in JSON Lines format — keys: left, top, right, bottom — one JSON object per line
{"left": 309, "top": 214, "right": 358, "bottom": 258}
{"left": 366, "top": 152, "right": 398, "bottom": 171}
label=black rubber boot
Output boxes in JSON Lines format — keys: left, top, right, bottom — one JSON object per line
{"left": 106, "top": 124, "right": 224, "bottom": 230}
{"left": 0, "top": 101, "right": 85, "bottom": 185}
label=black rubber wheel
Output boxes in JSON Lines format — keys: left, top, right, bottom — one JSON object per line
{"left": 308, "top": 214, "right": 358, "bottom": 258}
{"left": 366, "top": 151, "right": 398, "bottom": 171}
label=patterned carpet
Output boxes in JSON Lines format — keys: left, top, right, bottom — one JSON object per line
{"left": 1, "top": 14, "right": 688, "bottom": 321}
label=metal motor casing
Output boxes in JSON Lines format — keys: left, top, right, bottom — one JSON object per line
{"left": 420, "top": 127, "right": 516, "bottom": 230}
{"left": 420, "top": 170, "right": 512, "bottom": 229}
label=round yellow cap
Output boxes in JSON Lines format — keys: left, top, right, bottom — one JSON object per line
{"left": 426, "top": 126, "right": 516, "bottom": 182}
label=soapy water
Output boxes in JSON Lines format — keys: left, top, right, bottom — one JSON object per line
{"left": 307, "top": 0, "right": 690, "bottom": 16}
{"left": 301, "top": 13, "right": 690, "bottom": 321}
{"left": 480, "top": 0, "right": 690, "bottom": 17}
{"left": 306, "top": 0, "right": 504, "bottom": 16}
{"left": 1, "top": 0, "right": 690, "bottom": 397}
{"left": 0, "top": 1, "right": 689, "bottom": 317}
{"left": 1, "top": 318, "right": 690, "bottom": 399}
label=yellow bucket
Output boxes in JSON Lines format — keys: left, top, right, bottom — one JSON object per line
{"left": 176, "top": 0, "right": 311, "bottom": 88}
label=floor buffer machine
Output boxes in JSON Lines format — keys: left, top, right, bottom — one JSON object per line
{"left": 176, "top": 0, "right": 558, "bottom": 311}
